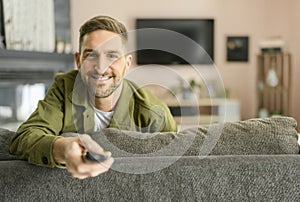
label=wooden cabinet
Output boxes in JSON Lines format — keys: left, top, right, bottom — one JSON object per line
{"left": 166, "top": 98, "right": 241, "bottom": 129}
{"left": 256, "top": 52, "right": 291, "bottom": 117}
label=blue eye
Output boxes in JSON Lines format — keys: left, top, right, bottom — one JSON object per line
{"left": 107, "top": 53, "right": 119, "bottom": 60}
{"left": 85, "top": 52, "right": 98, "bottom": 60}
{"left": 89, "top": 52, "right": 98, "bottom": 58}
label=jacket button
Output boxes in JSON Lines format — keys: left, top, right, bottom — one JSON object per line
{"left": 42, "top": 156, "right": 49, "bottom": 165}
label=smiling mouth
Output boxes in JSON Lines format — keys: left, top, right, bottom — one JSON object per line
{"left": 91, "top": 75, "right": 112, "bottom": 81}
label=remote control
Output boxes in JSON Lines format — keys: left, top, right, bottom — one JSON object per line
{"left": 85, "top": 151, "right": 108, "bottom": 163}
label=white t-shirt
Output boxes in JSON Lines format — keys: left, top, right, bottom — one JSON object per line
{"left": 93, "top": 107, "right": 114, "bottom": 132}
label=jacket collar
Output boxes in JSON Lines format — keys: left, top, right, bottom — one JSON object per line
{"left": 68, "top": 74, "right": 135, "bottom": 131}
{"left": 68, "top": 74, "right": 89, "bottom": 107}
{"left": 109, "top": 79, "right": 136, "bottom": 130}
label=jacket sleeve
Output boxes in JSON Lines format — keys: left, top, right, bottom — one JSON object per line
{"left": 9, "top": 76, "right": 66, "bottom": 167}
{"left": 161, "top": 105, "right": 178, "bottom": 132}
{"left": 151, "top": 103, "right": 178, "bottom": 133}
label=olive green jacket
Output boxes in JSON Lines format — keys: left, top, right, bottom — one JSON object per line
{"left": 9, "top": 70, "right": 177, "bottom": 167}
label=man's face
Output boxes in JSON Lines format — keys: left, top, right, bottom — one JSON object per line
{"left": 76, "top": 30, "right": 132, "bottom": 98}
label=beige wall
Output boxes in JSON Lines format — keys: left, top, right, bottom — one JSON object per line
{"left": 290, "top": 0, "right": 300, "bottom": 131}
{"left": 70, "top": 0, "right": 300, "bottom": 130}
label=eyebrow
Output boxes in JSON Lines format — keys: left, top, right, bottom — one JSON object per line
{"left": 82, "top": 49, "right": 94, "bottom": 55}
{"left": 82, "top": 49, "right": 122, "bottom": 55}
{"left": 105, "top": 50, "right": 122, "bottom": 55}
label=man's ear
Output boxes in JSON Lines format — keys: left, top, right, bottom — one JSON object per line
{"left": 75, "top": 52, "right": 81, "bottom": 70}
{"left": 125, "top": 54, "right": 133, "bottom": 73}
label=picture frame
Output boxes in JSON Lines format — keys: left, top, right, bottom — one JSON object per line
{"left": 226, "top": 36, "right": 249, "bottom": 62}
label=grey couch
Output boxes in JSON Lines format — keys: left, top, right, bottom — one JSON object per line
{"left": 1, "top": 116, "right": 300, "bottom": 201}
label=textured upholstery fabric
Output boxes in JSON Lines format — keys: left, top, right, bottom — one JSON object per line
{"left": 1, "top": 156, "right": 300, "bottom": 201}
{"left": 62, "top": 116, "right": 299, "bottom": 175}
{"left": 1, "top": 116, "right": 300, "bottom": 201}
{"left": 208, "top": 116, "right": 299, "bottom": 155}
{"left": 1, "top": 117, "right": 299, "bottom": 160}
{"left": 87, "top": 116, "right": 299, "bottom": 157}
{"left": 0, "top": 128, "right": 16, "bottom": 160}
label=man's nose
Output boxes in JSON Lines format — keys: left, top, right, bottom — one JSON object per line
{"left": 94, "top": 55, "right": 109, "bottom": 74}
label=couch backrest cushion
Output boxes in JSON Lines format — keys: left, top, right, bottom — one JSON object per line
{"left": 0, "top": 128, "right": 17, "bottom": 160}
{"left": 186, "top": 116, "right": 299, "bottom": 155}
{"left": 1, "top": 116, "right": 299, "bottom": 160}
{"left": 88, "top": 116, "right": 299, "bottom": 156}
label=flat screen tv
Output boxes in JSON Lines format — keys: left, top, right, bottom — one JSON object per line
{"left": 136, "top": 18, "right": 214, "bottom": 65}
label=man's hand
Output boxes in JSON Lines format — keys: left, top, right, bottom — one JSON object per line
{"left": 52, "top": 134, "right": 114, "bottom": 179}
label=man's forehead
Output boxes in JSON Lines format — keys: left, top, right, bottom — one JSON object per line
{"left": 83, "top": 36, "right": 124, "bottom": 52}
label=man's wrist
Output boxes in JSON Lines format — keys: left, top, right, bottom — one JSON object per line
{"left": 52, "top": 137, "right": 67, "bottom": 165}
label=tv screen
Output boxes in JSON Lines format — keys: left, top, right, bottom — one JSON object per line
{"left": 136, "top": 18, "right": 214, "bottom": 65}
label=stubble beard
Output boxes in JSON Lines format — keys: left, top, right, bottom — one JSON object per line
{"left": 80, "top": 70, "right": 122, "bottom": 99}
{"left": 93, "top": 81, "right": 121, "bottom": 98}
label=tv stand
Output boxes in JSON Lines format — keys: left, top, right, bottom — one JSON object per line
{"left": 165, "top": 98, "right": 241, "bottom": 129}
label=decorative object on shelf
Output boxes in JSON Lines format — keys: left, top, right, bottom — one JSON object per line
{"left": 266, "top": 68, "right": 279, "bottom": 87}
{"left": 16, "top": 84, "right": 45, "bottom": 121}
{"left": 55, "top": 40, "right": 65, "bottom": 53}
{"left": 55, "top": 40, "right": 72, "bottom": 54}
{"left": 259, "top": 36, "right": 287, "bottom": 53}
{"left": 258, "top": 108, "right": 269, "bottom": 118}
{"left": 172, "top": 78, "right": 203, "bottom": 100}
{"left": 226, "top": 36, "right": 249, "bottom": 62}
{"left": 2, "top": 0, "right": 55, "bottom": 52}
{"left": 256, "top": 52, "right": 291, "bottom": 117}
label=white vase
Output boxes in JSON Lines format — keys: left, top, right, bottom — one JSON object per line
{"left": 266, "top": 68, "right": 279, "bottom": 87}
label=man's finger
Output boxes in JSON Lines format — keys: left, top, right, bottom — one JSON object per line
{"left": 70, "top": 157, "right": 114, "bottom": 179}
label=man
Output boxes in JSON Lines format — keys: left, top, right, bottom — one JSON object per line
{"left": 10, "top": 16, "right": 177, "bottom": 179}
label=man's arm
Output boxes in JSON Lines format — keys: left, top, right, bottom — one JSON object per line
{"left": 9, "top": 73, "right": 114, "bottom": 178}
{"left": 9, "top": 77, "right": 68, "bottom": 167}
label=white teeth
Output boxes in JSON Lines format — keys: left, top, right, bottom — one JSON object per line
{"left": 97, "top": 77, "right": 110, "bottom": 81}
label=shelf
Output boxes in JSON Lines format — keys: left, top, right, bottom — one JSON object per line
{"left": 0, "top": 49, "right": 75, "bottom": 83}
{"left": 0, "top": 0, "right": 72, "bottom": 123}
{"left": 0, "top": 49, "right": 75, "bottom": 121}
{"left": 165, "top": 98, "right": 241, "bottom": 126}
{"left": 256, "top": 52, "right": 291, "bottom": 117}
{"left": 164, "top": 98, "right": 239, "bottom": 107}
{"left": 174, "top": 115, "right": 220, "bottom": 125}
{"left": 0, "top": 49, "right": 73, "bottom": 60}
{"left": 0, "top": 49, "right": 74, "bottom": 71}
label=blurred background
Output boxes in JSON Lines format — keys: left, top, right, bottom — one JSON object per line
{"left": 1, "top": 0, "right": 299, "bottom": 131}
